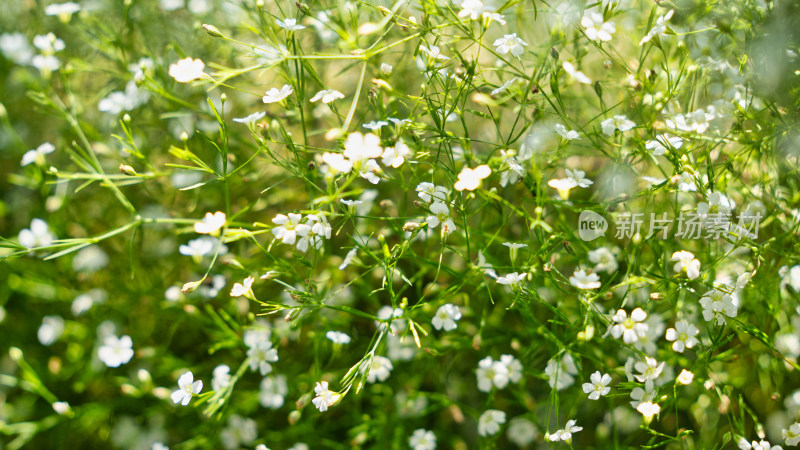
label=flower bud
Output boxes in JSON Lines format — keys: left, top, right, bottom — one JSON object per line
{"left": 202, "top": 24, "right": 223, "bottom": 37}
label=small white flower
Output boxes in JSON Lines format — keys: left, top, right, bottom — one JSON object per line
{"left": 271, "top": 213, "right": 311, "bottom": 245}
{"left": 426, "top": 202, "right": 456, "bottom": 236}
{"left": 555, "top": 123, "right": 580, "bottom": 140}
{"left": 263, "top": 84, "right": 294, "bottom": 104}
{"left": 665, "top": 320, "right": 700, "bottom": 352}
{"left": 699, "top": 289, "right": 737, "bottom": 325}
{"left": 589, "top": 247, "right": 618, "bottom": 273}
{"left": 609, "top": 308, "right": 649, "bottom": 344}
{"left": 44, "top": 2, "right": 81, "bottom": 18}
{"left": 21, "top": 142, "right": 55, "bottom": 166}
{"left": 179, "top": 236, "right": 224, "bottom": 257}
{"left": 310, "top": 89, "right": 344, "bottom": 104}
{"left": 478, "top": 409, "right": 507, "bottom": 436}
{"left": 566, "top": 169, "right": 593, "bottom": 188}
{"left": 506, "top": 417, "right": 538, "bottom": 447}
{"left": 259, "top": 375, "right": 288, "bottom": 409}
{"left": 326, "top": 331, "right": 351, "bottom": 344}
{"left": 454, "top": 165, "right": 491, "bottom": 191}
{"left": 247, "top": 340, "right": 279, "bottom": 375}
{"left": 569, "top": 269, "right": 601, "bottom": 289}
{"left": 562, "top": 61, "right": 591, "bottom": 84}
{"left": 366, "top": 355, "right": 393, "bottom": 383}
{"left": 640, "top": 10, "right": 675, "bottom": 45}
{"left": 38, "top": 315, "right": 64, "bottom": 346}
{"left": 194, "top": 211, "right": 226, "bottom": 235}
{"left": 312, "top": 381, "right": 338, "bottom": 412}
{"left": 417, "top": 182, "right": 448, "bottom": 203}
{"left": 169, "top": 57, "right": 205, "bottom": 83}
{"left": 33, "top": 33, "right": 65, "bottom": 54}
{"left": 212, "top": 364, "right": 231, "bottom": 391}
{"left": 276, "top": 18, "right": 306, "bottom": 31}
{"left": 582, "top": 371, "right": 612, "bottom": 400}
{"left": 52, "top": 401, "right": 71, "bottom": 415}
{"left": 634, "top": 357, "right": 665, "bottom": 383}
{"left": 636, "top": 401, "right": 661, "bottom": 419}
{"left": 381, "top": 140, "right": 412, "bottom": 168}
{"left": 380, "top": 63, "right": 393, "bottom": 74}
{"left": 645, "top": 134, "right": 682, "bottom": 156}
{"left": 362, "top": 120, "right": 389, "bottom": 130}
{"left": 671, "top": 251, "right": 701, "bottom": 280}
{"left": 545, "top": 353, "right": 578, "bottom": 390}
{"left": 549, "top": 419, "right": 583, "bottom": 442}
{"left": 677, "top": 369, "right": 694, "bottom": 385}
{"left": 493, "top": 33, "right": 527, "bottom": 57}
{"left": 409, "top": 429, "right": 437, "bottom": 450}
{"left": 338, "top": 248, "right": 359, "bottom": 270}
{"left": 601, "top": 115, "right": 636, "bottom": 135}
{"left": 98, "top": 334, "right": 134, "bottom": 368}
{"left": 230, "top": 276, "right": 255, "bottom": 297}
{"left": 0, "top": 33, "right": 34, "bottom": 65}
{"left": 19, "top": 218, "right": 55, "bottom": 248}
{"left": 581, "top": 12, "right": 616, "bottom": 42}
{"left": 170, "top": 371, "right": 203, "bottom": 406}
{"left": 491, "top": 77, "right": 518, "bottom": 95}
{"left": 783, "top": 422, "right": 800, "bottom": 446}
{"left": 432, "top": 304, "right": 462, "bottom": 331}
{"left": 232, "top": 111, "right": 266, "bottom": 125}
{"left": 497, "top": 272, "right": 527, "bottom": 287}
{"left": 476, "top": 356, "right": 510, "bottom": 392}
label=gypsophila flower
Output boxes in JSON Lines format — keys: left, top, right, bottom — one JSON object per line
{"left": 497, "top": 272, "right": 527, "bottom": 287}
{"left": 677, "top": 369, "right": 694, "bottom": 385}
{"left": 562, "top": 61, "right": 592, "bottom": 84}
{"left": 312, "top": 381, "right": 338, "bottom": 412}
{"left": 366, "top": 355, "right": 393, "bottom": 383}
{"left": 665, "top": 320, "right": 700, "bottom": 352}
{"left": 169, "top": 57, "right": 205, "bottom": 83}
{"left": 699, "top": 289, "right": 737, "bottom": 325}
{"left": 271, "top": 213, "right": 311, "bottom": 245}
{"left": 338, "top": 248, "right": 359, "bottom": 270}
{"left": 276, "top": 17, "right": 306, "bottom": 30}
{"left": 232, "top": 111, "right": 265, "bottom": 125}
{"left": 259, "top": 375, "right": 287, "bottom": 409}
{"left": 426, "top": 202, "right": 456, "bottom": 236}
{"left": 491, "top": 77, "right": 518, "bottom": 95}
{"left": 637, "top": 401, "right": 661, "bottom": 420}
{"left": 381, "top": 139, "right": 411, "bottom": 168}
{"left": 432, "top": 304, "right": 462, "bottom": 331}
{"left": 507, "top": 418, "right": 538, "bottom": 447}
{"left": 545, "top": 353, "right": 578, "bottom": 390}
{"left": 212, "top": 364, "right": 231, "bottom": 391}
{"left": 609, "top": 308, "right": 649, "bottom": 344}
{"left": 569, "top": 269, "right": 601, "bottom": 289}
{"left": 784, "top": 422, "right": 800, "bottom": 446}
{"left": 38, "top": 315, "right": 64, "bottom": 346}
{"left": 409, "top": 429, "right": 437, "bottom": 450}
{"left": 326, "top": 331, "right": 351, "bottom": 344}
{"left": 179, "top": 236, "right": 225, "bottom": 258}
{"left": 454, "top": 165, "right": 491, "bottom": 191}
{"left": 194, "top": 211, "right": 225, "bottom": 235}
{"left": 170, "top": 371, "right": 202, "bottom": 406}
{"left": 581, "top": 12, "right": 615, "bottom": 41}
{"left": 493, "top": 33, "right": 527, "bottom": 57}
{"left": 310, "top": 89, "right": 344, "bottom": 104}
{"left": 738, "top": 438, "right": 783, "bottom": 450}
{"left": 549, "top": 420, "right": 582, "bottom": 442}
{"left": 601, "top": 115, "right": 636, "bottom": 135}
{"left": 478, "top": 409, "right": 507, "bottom": 436}
{"left": 33, "top": 33, "right": 65, "bottom": 54}
{"left": 646, "top": 134, "right": 683, "bottom": 156}
{"left": 476, "top": 356, "right": 509, "bottom": 392}
{"left": 0, "top": 33, "right": 34, "bottom": 65}
{"left": 555, "top": 123, "right": 580, "bottom": 140}
{"left": 21, "top": 142, "right": 55, "bottom": 167}
{"left": 589, "top": 247, "right": 618, "bottom": 273}
{"left": 634, "top": 357, "right": 665, "bottom": 383}
{"left": 220, "top": 415, "right": 257, "bottom": 450}
{"left": 247, "top": 340, "right": 279, "bottom": 375}
{"left": 230, "top": 276, "right": 254, "bottom": 298}
{"left": 417, "top": 182, "right": 449, "bottom": 203}
{"left": 582, "top": 371, "right": 612, "bottom": 400}
{"left": 263, "top": 84, "right": 294, "bottom": 104}
{"left": 19, "top": 218, "right": 55, "bottom": 249}
{"left": 98, "top": 334, "right": 134, "bottom": 368}
{"left": 672, "top": 250, "right": 701, "bottom": 279}
{"left": 640, "top": 10, "right": 675, "bottom": 45}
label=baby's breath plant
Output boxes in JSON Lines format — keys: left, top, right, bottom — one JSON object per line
{"left": 2, "top": 0, "right": 800, "bottom": 449}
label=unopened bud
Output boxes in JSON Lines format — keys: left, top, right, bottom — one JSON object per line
{"left": 119, "top": 164, "right": 137, "bottom": 175}
{"left": 202, "top": 24, "right": 223, "bottom": 37}
{"left": 403, "top": 222, "right": 420, "bottom": 232}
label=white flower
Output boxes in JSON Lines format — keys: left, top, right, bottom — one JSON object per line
{"left": 699, "top": 289, "right": 737, "bottom": 325}
{"left": 416, "top": 182, "right": 448, "bottom": 203}
{"left": 263, "top": 84, "right": 294, "bottom": 104}
{"left": 19, "top": 218, "right": 55, "bottom": 248}
{"left": 232, "top": 111, "right": 266, "bottom": 125}
{"left": 366, "top": 355, "right": 393, "bottom": 383}
{"left": 271, "top": 213, "right": 311, "bottom": 245}
{"left": 582, "top": 371, "right": 612, "bottom": 400}
{"left": 426, "top": 202, "right": 456, "bottom": 236}
{"left": 640, "top": 10, "right": 675, "bottom": 45}
{"left": 666, "top": 108, "right": 715, "bottom": 134}
{"left": 168, "top": 57, "right": 205, "bottom": 83}
{"left": 507, "top": 417, "right": 538, "bottom": 447}
{"left": 324, "top": 131, "right": 384, "bottom": 183}
{"left": 212, "top": 364, "right": 231, "bottom": 391}
{"left": 179, "top": 236, "right": 224, "bottom": 257}
{"left": 491, "top": 77, "right": 518, "bottom": 95}
{"left": 33, "top": 33, "right": 65, "bottom": 54}
{"left": 630, "top": 380, "right": 657, "bottom": 408}
{"left": 645, "top": 134, "right": 682, "bottom": 156}
{"left": 276, "top": 18, "right": 306, "bottom": 31}
{"left": 601, "top": 115, "right": 636, "bottom": 135}
{"left": 555, "top": 123, "right": 580, "bottom": 140}
{"left": 671, "top": 250, "right": 701, "bottom": 279}
{"left": 609, "top": 308, "right": 649, "bottom": 344}
{"left": 784, "top": 422, "right": 800, "bottom": 446}
{"left": 634, "top": 357, "right": 665, "bottom": 383}
{"left": 259, "top": 375, "right": 288, "bottom": 409}
{"left": 310, "top": 89, "right": 344, "bottom": 104}
{"left": 380, "top": 63, "right": 393, "bottom": 74}
{"left": 549, "top": 419, "right": 582, "bottom": 442}
{"left": 98, "top": 334, "right": 134, "bottom": 368}
{"left": 170, "top": 371, "right": 203, "bottom": 406}
{"left": 566, "top": 169, "right": 593, "bottom": 188}
{"left": 581, "top": 12, "right": 615, "bottom": 42}
{"left": 220, "top": 415, "right": 257, "bottom": 450}
{"left": 0, "top": 33, "right": 34, "bottom": 65}
{"left": 45, "top": 2, "right": 81, "bottom": 19}
{"left": 312, "top": 381, "right": 338, "bottom": 412}
{"left": 32, "top": 54, "right": 60, "bottom": 72}
{"left": 454, "top": 165, "right": 491, "bottom": 191}
{"left": 476, "top": 356, "right": 510, "bottom": 392}
{"left": 493, "top": 33, "right": 527, "bottom": 57}
{"left": 545, "top": 353, "right": 578, "bottom": 390}
{"left": 665, "top": 320, "right": 700, "bottom": 352}
{"left": 38, "top": 315, "right": 64, "bottom": 346}
{"left": 409, "top": 429, "right": 437, "bottom": 450}
{"left": 738, "top": 439, "right": 782, "bottom": 450}
{"left": 338, "top": 248, "right": 359, "bottom": 270}
{"left": 636, "top": 401, "right": 661, "bottom": 419}
{"left": 326, "top": 331, "right": 351, "bottom": 344}
{"left": 21, "top": 142, "right": 55, "bottom": 166}
{"left": 53, "top": 401, "right": 71, "bottom": 415}
{"left": 677, "top": 369, "right": 694, "bottom": 385}
{"left": 478, "top": 409, "right": 507, "bottom": 436}
{"left": 432, "top": 304, "right": 462, "bottom": 331}
{"left": 589, "top": 247, "right": 618, "bottom": 273}
{"left": 497, "top": 272, "right": 527, "bottom": 287}
{"left": 381, "top": 140, "right": 411, "bottom": 168}
{"left": 569, "top": 269, "right": 601, "bottom": 289}
{"left": 194, "top": 211, "right": 226, "bottom": 235}
{"left": 362, "top": 120, "right": 389, "bottom": 130}
{"left": 247, "top": 340, "right": 279, "bottom": 375}
{"left": 230, "top": 276, "right": 255, "bottom": 297}
{"left": 562, "top": 61, "right": 592, "bottom": 84}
